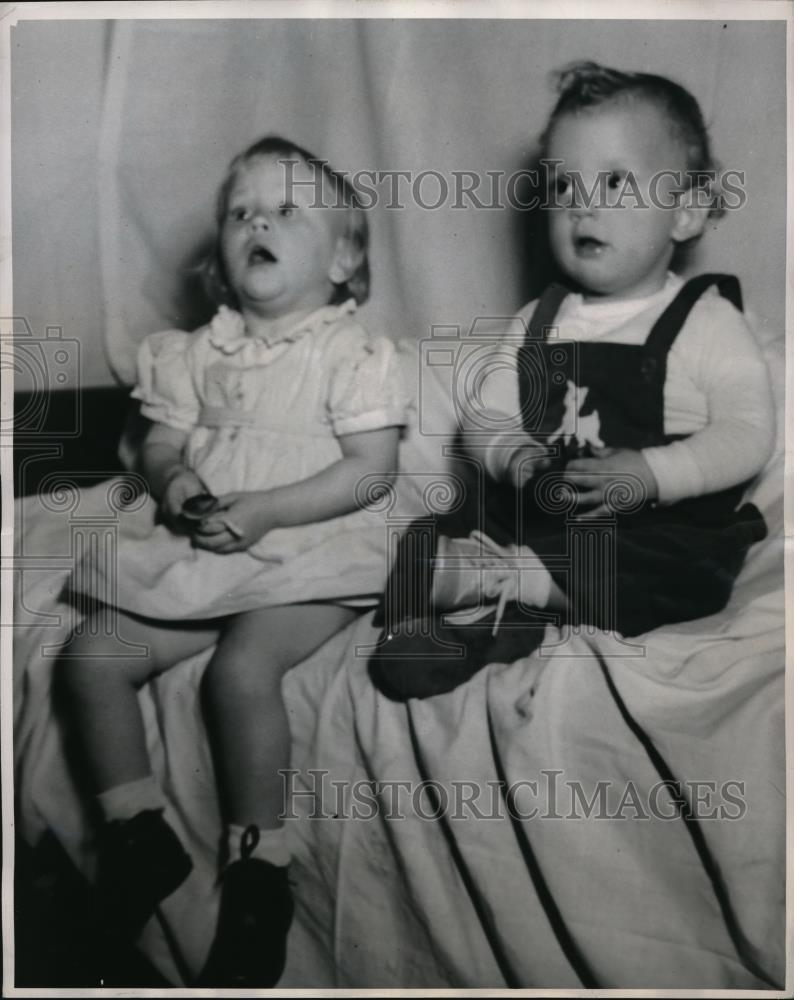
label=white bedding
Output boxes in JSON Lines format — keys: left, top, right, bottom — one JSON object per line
{"left": 12, "top": 337, "right": 786, "bottom": 988}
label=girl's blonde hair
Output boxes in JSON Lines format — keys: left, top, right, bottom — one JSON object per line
{"left": 204, "top": 135, "right": 370, "bottom": 307}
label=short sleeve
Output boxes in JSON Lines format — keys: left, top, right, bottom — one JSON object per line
{"left": 326, "top": 326, "right": 409, "bottom": 436}
{"left": 130, "top": 329, "right": 200, "bottom": 432}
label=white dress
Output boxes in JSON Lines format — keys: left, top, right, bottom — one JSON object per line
{"left": 71, "top": 300, "right": 409, "bottom": 620}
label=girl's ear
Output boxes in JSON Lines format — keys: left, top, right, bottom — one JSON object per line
{"left": 328, "top": 233, "right": 364, "bottom": 285}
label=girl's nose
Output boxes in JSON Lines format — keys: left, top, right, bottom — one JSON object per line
{"left": 250, "top": 212, "right": 269, "bottom": 231}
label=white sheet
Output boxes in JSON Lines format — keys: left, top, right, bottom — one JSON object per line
{"left": 12, "top": 338, "right": 785, "bottom": 987}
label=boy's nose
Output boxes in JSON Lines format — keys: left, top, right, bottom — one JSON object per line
{"left": 250, "top": 213, "right": 270, "bottom": 231}
{"left": 569, "top": 197, "right": 595, "bottom": 217}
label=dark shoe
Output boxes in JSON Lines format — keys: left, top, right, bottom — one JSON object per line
{"left": 368, "top": 603, "right": 547, "bottom": 701}
{"left": 198, "top": 849, "right": 294, "bottom": 988}
{"left": 97, "top": 809, "right": 193, "bottom": 940}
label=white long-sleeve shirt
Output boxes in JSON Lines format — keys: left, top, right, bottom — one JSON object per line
{"left": 475, "top": 273, "right": 775, "bottom": 505}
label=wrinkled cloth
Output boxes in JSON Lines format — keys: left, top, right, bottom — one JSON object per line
{"left": 13, "top": 446, "right": 783, "bottom": 987}
{"left": 13, "top": 337, "right": 784, "bottom": 987}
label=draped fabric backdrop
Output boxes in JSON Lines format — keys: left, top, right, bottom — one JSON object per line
{"left": 9, "top": 16, "right": 788, "bottom": 989}
{"left": 11, "top": 17, "right": 786, "bottom": 391}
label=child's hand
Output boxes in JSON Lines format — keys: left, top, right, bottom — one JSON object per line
{"left": 161, "top": 468, "right": 207, "bottom": 529}
{"left": 507, "top": 444, "right": 553, "bottom": 488}
{"left": 562, "top": 447, "right": 658, "bottom": 517}
{"left": 192, "top": 491, "right": 279, "bottom": 554}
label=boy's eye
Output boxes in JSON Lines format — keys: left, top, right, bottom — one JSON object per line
{"left": 278, "top": 204, "right": 296, "bottom": 218}
{"left": 230, "top": 207, "right": 250, "bottom": 222}
{"left": 555, "top": 176, "right": 571, "bottom": 196}
{"left": 607, "top": 171, "right": 625, "bottom": 191}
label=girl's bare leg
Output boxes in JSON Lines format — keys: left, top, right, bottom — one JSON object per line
{"left": 58, "top": 611, "right": 223, "bottom": 939}
{"left": 202, "top": 603, "right": 356, "bottom": 830}
{"left": 59, "top": 611, "right": 221, "bottom": 792}
{"left": 199, "top": 602, "right": 356, "bottom": 988}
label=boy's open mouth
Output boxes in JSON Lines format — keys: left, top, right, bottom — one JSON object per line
{"left": 574, "top": 235, "right": 607, "bottom": 257}
{"left": 248, "top": 246, "right": 277, "bottom": 265}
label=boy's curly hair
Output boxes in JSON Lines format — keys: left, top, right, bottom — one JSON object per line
{"left": 540, "top": 61, "right": 724, "bottom": 219}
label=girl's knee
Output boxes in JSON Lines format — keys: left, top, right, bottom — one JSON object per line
{"left": 204, "top": 647, "right": 285, "bottom": 701}
{"left": 205, "top": 605, "right": 349, "bottom": 699}
{"left": 223, "top": 612, "right": 301, "bottom": 668}
{"left": 58, "top": 651, "right": 143, "bottom": 698}
{"left": 204, "top": 630, "right": 289, "bottom": 704}
{"left": 58, "top": 625, "right": 159, "bottom": 688}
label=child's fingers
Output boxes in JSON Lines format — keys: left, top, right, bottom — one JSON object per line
{"left": 198, "top": 537, "right": 245, "bottom": 555}
{"left": 193, "top": 518, "right": 228, "bottom": 536}
{"left": 216, "top": 541, "right": 247, "bottom": 554}
{"left": 196, "top": 517, "right": 245, "bottom": 539}
{"left": 192, "top": 533, "right": 221, "bottom": 550}
{"left": 192, "top": 525, "right": 248, "bottom": 552}
{"left": 162, "top": 501, "right": 184, "bottom": 524}
{"left": 564, "top": 458, "right": 600, "bottom": 473}
{"left": 220, "top": 518, "right": 246, "bottom": 539}
{"left": 193, "top": 522, "right": 235, "bottom": 546}
{"left": 567, "top": 450, "right": 622, "bottom": 472}
{"left": 561, "top": 468, "right": 604, "bottom": 486}
{"left": 212, "top": 491, "right": 244, "bottom": 508}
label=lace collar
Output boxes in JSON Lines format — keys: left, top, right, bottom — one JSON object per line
{"left": 208, "top": 299, "right": 357, "bottom": 355}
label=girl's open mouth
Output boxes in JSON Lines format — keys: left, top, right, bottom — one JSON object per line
{"left": 248, "top": 246, "right": 277, "bottom": 265}
{"left": 574, "top": 235, "right": 607, "bottom": 257}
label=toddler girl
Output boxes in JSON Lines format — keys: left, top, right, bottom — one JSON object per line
{"left": 371, "top": 62, "right": 773, "bottom": 699}
{"left": 60, "top": 135, "right": 407, "bottom": 985}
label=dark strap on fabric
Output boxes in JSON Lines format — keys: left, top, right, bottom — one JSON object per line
{"left": 644, "top": 273, "right": 743, "bottom": 359}
{"left": 527, "top": 283, "right": 571, "bottom": 339}
{"left": 593, "top": 646, "right": 779, "bottom": 988}
{"left": 404, "top": 707, "right": 523, "bottom": 987}
{"left": 485, "top": 700, "right": 600, "bottom": 987}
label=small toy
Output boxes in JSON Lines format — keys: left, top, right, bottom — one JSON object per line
{"left": 181, "top": 493, "right": 245, "bottom": 539}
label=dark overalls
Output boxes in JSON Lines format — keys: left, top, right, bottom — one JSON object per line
{"left": 370, "top": 275, "right": 768, "bottom": 700}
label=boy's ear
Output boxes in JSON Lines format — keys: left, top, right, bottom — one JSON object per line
{"left": 328, "top": 233, "right": 364, "bottom": 285}
{"left": 671, "top": 190, "right": 710, "bottom": 244}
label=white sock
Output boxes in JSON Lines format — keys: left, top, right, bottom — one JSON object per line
{"left": 96, "top": 774, "right": 166, "bottom": 823}
{"left": 227, "top": 822, "right": 291, "bottom": 868}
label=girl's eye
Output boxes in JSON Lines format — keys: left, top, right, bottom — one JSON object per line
{"left": 555, "top": 176, "right": 571, "bottom": 197}
{"left": 230, "top": 207, "right": 250, "bottom": 223}
{"left": 607, "top": 172, "right": 624, "bottom": 191}
{"left": 278, "top": 205, "right": 295, "bottom": 218}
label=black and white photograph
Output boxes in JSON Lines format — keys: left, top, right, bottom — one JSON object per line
{"left": 2, "top": 1, "right": 789, "bottom": 992}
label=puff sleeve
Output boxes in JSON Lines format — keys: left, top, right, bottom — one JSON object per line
{"left": 326, "top": 327, "right": 409, "bottom": 436}
{"left": 130, "top": 330, "right": 200, "bottom": 432}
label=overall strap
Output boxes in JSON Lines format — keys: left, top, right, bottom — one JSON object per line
{"left": 644, "top": 273, "right": 743, "bottom": 359}
{"left": 527, "top": 283, "right": 570, "bottom": 339}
